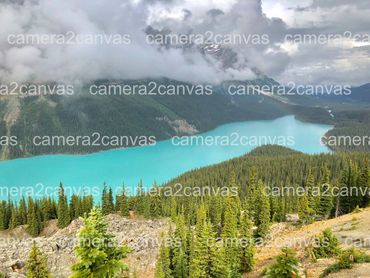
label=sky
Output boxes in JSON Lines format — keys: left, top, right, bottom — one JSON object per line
{"left": 0, "top": 0, "right": 369, "bottom": 86}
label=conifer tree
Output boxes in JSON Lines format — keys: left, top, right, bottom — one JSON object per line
{"left": 209, "top": 241, "right": 228, "bottom": 278}
{"left": 246, "top": 167, "right": 258, "bottom": 217}
{"left": 263, "top": 247, "right": 300, "bottom": 278}
{"left": 359, "top": 164, "right": 370, "bottom": 208}
{"left": 57, "top": 183, "right": 70, "bottom": 228}
{"left": 317, "top": 165, "right": 333, "bottom": 219}
{"left": 81, "top": 195, "right": 93, "bottom": 216}
{"left": 306, "top": 168, "right": 318, "bottom": 212}
{"left": 239, "top": 203, "right": 255, "bottom": 273}
{"left": 5, "top": 197, "right": 12, "bottom": 230}
{"left": 101, "top": 183, "right": 111, "bottom": 215}
{"left": 120, "top": 185, "right": 129, "bottom": 216}
{"left": 190, "top": 204, "right": 227, "bottom": 278}
{"left": 108, "top": 187, "right": 114, "bottom": 213}
{"left": 27, "top": 197, "right": 43, "bottom": 237}
{"left": 41, "top": 198, "right": 56, "bottom": 222}
{"left": 190, "top": 219, "right": 211, "bottom": 278}
{"left": 70, "top": 195, "right": 81, "bottom": 220}
{"left": 136, "top": 179, "right": 146, "bottom": 215}
{"left": 221, "top": 194, "right": 240, "bottom": 278}
{"left": 209, "top": 195, "right": 223, "bottom": 235}
{"left": 254, "top": 180, "right": 270, "bottom": 238}
{"left": 0, "top": 201, "right": 8, "bottom": 230}
{"left": 155, "top": 233, "right": 173, "bottom": 278}
{"left": 19, "top": 196, "right": 28, "bottom": 225}
{"left": 150, "top": 184, "right": 163, "bottom": 218}
{"left": 298, "top": 192, "right": 314, "bottom": 223}
{"left": 172, "top": 213, "right": 189, "bottom": 278}
{"left": 10, "top": 205, "right": 21, "bottom": 229}
{"left": 170, "top": 197, "right": 177, "bottom": 222}
{"left": 26, "top": 241, "right": 51, "bottom": 278}
{"left": 71, "top": 208, "right": 129, "bottom": 277}
{"left": 143, "top": 194, "right": 151, "bottom": 219}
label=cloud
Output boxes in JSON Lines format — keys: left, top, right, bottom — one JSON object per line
{"left": 263, "top": 0, "right": 370, "bottom": 86}
{"left": 0, "top": 0, "right": 263, "bottom": 84}
{"left": 0, "top": 0, "right": 369, "bottom": 86}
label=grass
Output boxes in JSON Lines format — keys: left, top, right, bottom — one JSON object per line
{"left": 320, "top": 248, "right": 370, "bottom": 277}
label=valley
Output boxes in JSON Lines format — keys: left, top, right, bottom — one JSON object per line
{"left": 1, "top": 0, "right": 370, "bottom": 277}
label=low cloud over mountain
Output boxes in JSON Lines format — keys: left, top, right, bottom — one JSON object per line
{"left": 0, "top": 0, "right": 369, "bottom": 85}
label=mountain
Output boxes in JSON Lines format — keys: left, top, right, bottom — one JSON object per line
{"left": 3, "top": 76, "right": 369, "bottom": 159}
{"left": 0, "top": 78, "right": 294, "bottom": 159}
{"left": 308, "top": 83, "right": 370, "bottom": 104}
{"left": 349, "top": 83, "right": 370, "bottom": 102}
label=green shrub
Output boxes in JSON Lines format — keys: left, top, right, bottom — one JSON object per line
{"left": 320, "top": 248, "right": 370, "bottom": 277}
{"left": 26, "top": 241, "right": 51, "bottom": 278}
{"left": 71, "top": 208, "right": 129, "bottom": 278}
{"left": 263, "top": 247, "right": 301, "bottom": 278}
{"left": 312, "top": 229, "right": 340, "bottom": 259}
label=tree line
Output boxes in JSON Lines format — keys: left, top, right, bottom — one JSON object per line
{"left": 1, "top": 146, "right": 369, "bottom": 239}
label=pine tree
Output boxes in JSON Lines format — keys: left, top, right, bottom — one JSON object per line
{"left": 150, "top": 184, "right": 162, "bottom": 218}
{"left": 221, "top": 195, "right": 240, "bottom": 278}
{"left": 27, "top": 197, "right": 42, "bottom": 237}
{"left": 57, "top": 183, "right": 70, "bottom": 228}
{"left": 190, "top": 204, "right": 227, "bottom": 278}
{"left": 209, "top": 241, "right": 228, "bottom": 278}
{"left": 102, "top": 183, "right": 110, "bottom": 215}
{"left": 155, "top": 233, "right": 173, "bottom": 278}
{"left": 209, "top": 195, "right": 222, "bottom": 235}
{"left": 143, "top": 194, "right": 151, "bottom": 219}
{"left": 0, "top": 201, "right": 8, "bottom": 230}
{"left": 190, "top": 219, "right": 227, "bottom": 278}
{"left": 70, "top": 195, "right": 81, "bottom": 220}
{"left": 254, "top": 180, "right": 270, "bottom": 238}
{"left": 120, "top": 185, "right": 129, "bottom": 216}
{"left": 71, "top": 208, "right": 129, "bottom": 277}
{"left": 81, "top": 195, "right": 93, "bottom": 216}
{"left": 108, "top": 187, "right": 114, "bottom": 213}
{"left": 10, "top": 205, "right": 21, "bottom": 229}
{"left": 359, "top": 164, "right": 370, "bottom": 207}
{"left": 246, "top": 167, "right": 258, "bottom": 218}
{"left": 136, "top": 179, "right": 146, "bottom": 215}
{"left": 26, "top": 241, "right": 51, "bottom": 278}
{"left": 317, "top": 165, "right": 333, "bottom": 219}
{"left": 19, "top": 196, "right": 28, "bottom": 225}
{"left": 263, "top": 248, "right": 300, "bottom": 278}
{"left": 312, "top": 228, "right": 340, "bottom": 259}
{"left": 239, "top": 203, "right": 255, "bottom": 273}
{"left": 298, "top": 192, "right": 314, "bottom": 223}
{"left": 5, "top": 197, "right": 12, "bottom": 230}
{"left": 306, "top": 168, "right": 318, "bottom": 212}
{"left": 172, "top": 213, "right": 189, "bottom": 278}
{"left": 41, "top": 198, "right": 57, "bottom": 222}
{"left": 170, "top": 197, "right": 177, "bottom": 222}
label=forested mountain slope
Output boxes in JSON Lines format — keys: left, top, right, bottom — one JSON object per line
{"left": 161, "top": 145, "right": 370, "bottom": 223}
{"left": 0, "top": 78, "right": 292, "bottom": 159}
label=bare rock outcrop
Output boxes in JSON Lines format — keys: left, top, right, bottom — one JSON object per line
{"left": 0, "top": 215, "right": 169, "bottom": 278}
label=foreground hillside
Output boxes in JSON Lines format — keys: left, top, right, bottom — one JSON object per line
{"left": 1, "top": 208, "right": 370, "bottom": 278}
{"left": 250, "top": 208, "right": 370, "bottom": 277}
{"left": 0, "top": 215, "right": 169, "bottom": 277}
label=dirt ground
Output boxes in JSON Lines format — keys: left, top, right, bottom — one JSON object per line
{"left": 247, "top": 208, "right": 370, "bottom": 278}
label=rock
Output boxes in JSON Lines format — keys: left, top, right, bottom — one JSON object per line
{"left": 0, "top": 215, "right": 169, "bottom": 278}
{"left": 286, "top": 213, "right": 300, "bottom": 222}
{"left": 10, "top": 261, "right": 25, "bottom": 272}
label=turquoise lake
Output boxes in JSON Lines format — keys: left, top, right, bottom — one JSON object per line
{"left": 0, "top": 115, "right": 332, "bottom": 200}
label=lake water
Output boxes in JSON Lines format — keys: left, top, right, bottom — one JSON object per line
{"left": 0, "top": 115, "right": 332, "bottom": 200}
